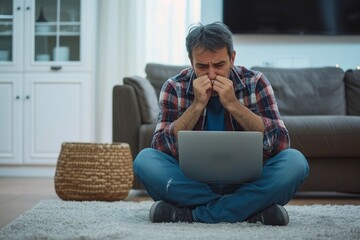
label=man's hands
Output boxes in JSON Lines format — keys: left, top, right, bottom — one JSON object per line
{"left": 192, "top": 74, "right": 265, "bottom": 133}
{"left": 193, "top": 75, "right": 237, "bottom": 111}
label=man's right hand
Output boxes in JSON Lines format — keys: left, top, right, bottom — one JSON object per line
{"left": 173, "top": 75, "right": 213, "bottom": 136}
{"left": 192, "top": 75, "right": 213, "bottom": 110}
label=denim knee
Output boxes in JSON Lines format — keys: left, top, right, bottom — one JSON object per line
{"left": 285, "top": 148, "right": 309, "bottom": 178}
{"left": 269, "top": 148, "right": 309, "bottom": 204}
{"left": 133, "top": 148, "right": 154, "bottom": 177}
{"left": 275, "top": 149, "right": 309, "bottom": 186}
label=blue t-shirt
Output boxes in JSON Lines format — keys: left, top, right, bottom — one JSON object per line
{"left": 204, "top": 96, "right": 225, "bottom": 131}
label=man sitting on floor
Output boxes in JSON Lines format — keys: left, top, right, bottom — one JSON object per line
{"left": 133, "top": 22, "right": 309, "bottom": 225}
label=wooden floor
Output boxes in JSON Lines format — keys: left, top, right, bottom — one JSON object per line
{"left": 1, "top": 177, "right": 359, "bottom": 228}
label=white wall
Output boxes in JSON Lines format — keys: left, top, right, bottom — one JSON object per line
{"left": 201, "top": 0, "right": 360, "bottom": 70}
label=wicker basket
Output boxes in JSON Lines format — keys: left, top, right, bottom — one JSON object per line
{"left": 54, "top": 142, "right": 134, "bottom": 201}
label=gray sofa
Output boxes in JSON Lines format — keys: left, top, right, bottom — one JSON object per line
{"left": 113, "top": 63, "right": 360, "bottom": 193}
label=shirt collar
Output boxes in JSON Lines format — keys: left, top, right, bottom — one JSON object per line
{"left": 230, "top": 66, "right": 246, "bottom": 92}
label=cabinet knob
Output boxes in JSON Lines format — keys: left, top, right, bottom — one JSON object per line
{"left": 26, "top": 6, "right": 30, "bottom": 10}
{"left": 26, "top": 96, "right": 30, "bottom": 100}
{"left": 17, "top": 6, "right": 21, "bottom": 11}
{"left": 16, "top": 96, "right": 20, "bottom": 100}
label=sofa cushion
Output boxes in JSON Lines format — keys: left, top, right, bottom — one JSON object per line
{"left": 145, "top": 63, "right": 189, "bottom": 97}
{"left": 283, "top": 115, "right": 360, "bottom": 158}
{"left": 345, "top": 69, "right": 360, "bottom": 115}
{"left": 251, "top": 67, "right": 346, "bottom": 115}
{"left": 124, "top": 76, "right": 159, "bottom": 124}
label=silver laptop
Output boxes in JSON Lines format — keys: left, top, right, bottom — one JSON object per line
{"left": 178, "top": 131, "right": 263, "bottom": 183}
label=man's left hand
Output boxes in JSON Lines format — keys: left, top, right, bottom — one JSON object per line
{"left": 212, "top": 75, "right": 238, "bottom": 109}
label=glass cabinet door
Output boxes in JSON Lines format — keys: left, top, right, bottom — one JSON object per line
{"left": 0, "top": 0, "right": 14, "bottom": 62}
{"left": 34, "top": 0, "right": 80, "bottom": 62}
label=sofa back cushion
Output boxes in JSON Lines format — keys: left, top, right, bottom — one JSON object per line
{"left": 251, "top": 67, "right": 346, "bottom": 115}
{"left": 345, "top": 69, "right": 360, "bottom": 115}
{"left": 145, "top": 63, "right": 189, "bottom": 97}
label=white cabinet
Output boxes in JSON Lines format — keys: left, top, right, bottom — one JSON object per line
{"left": 0, "top": 74, "right": 22, "bottom": 164}
{"left": 0, "top": 0, "right": 96, "bottom": 170}
{"left": 22, "top": 74, "right": 92, "bottom": 165}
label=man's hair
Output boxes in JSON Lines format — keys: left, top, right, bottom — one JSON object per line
{"left": 186, "top": 22, "right": 234, "bottom": 61}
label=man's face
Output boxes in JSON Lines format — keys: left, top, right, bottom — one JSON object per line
{"left": 190, "top": 47, "right": 235, "bottom": 80}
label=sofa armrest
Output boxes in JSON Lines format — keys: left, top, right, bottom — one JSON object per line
{"left": 139, "top": 123, "right": 157, "bottom": 150}
{"left": 113, "top": 85, "right": 142, "bottom": 159}
{"left": 345, "top": 69, "right": 360, "bottom": 115}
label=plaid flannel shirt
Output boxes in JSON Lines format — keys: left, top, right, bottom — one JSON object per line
{"left": 151, "top": 66, "right": 290, "bottom": 159}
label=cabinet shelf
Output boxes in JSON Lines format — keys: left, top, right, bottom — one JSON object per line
{"left": 35, "top": 32, "right": 80, "bottom": 36}
{"left": 35, "top": 22, "right": 81, "bottom": 27}
{"left": 0, "top": 20, "right": 13, "bottom": 35}
{"left": 35, "top": 22, "right": 80, "bottom": 36}
{"left": 0, "top": 31, "right": 12, "bottom": 36}
{"left": 0, "top": 15, "right": 13, "bottom": 20}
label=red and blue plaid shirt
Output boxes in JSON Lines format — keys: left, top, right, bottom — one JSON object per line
{"left": 151, "top": 66, "right": 290, "bottom": 159}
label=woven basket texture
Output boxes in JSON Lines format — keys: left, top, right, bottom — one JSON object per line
{"left": 55, "top": 142, "right": 134, "bottom": 201}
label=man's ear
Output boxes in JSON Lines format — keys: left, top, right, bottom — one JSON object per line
{"left": 230, "top": 51, "right": 236, "bottom": 66}
{"left": 188, "top": 54, "right": 193, "bottom": 66}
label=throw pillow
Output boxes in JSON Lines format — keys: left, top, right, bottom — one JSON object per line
{"left": 124, "top": 76, "right": 159, "bottom": 123}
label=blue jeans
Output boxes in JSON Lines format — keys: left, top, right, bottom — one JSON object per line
{"left": 133, "top": 148, "right": 309, "bottom": 223}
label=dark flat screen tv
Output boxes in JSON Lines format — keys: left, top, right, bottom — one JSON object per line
{"left": 223, "top": 0, "right": 360, "bottom": 35}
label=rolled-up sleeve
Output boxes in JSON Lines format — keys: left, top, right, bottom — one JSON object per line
{"left": 151, "top": 80, "right": 179, "bottom": 158}
{"left": 255, "top": 73, "right": 290, "bottom": 157}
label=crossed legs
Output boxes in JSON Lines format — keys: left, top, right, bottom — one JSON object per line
{"left": 133, "top": 148, "right": 309, "bottom": 223}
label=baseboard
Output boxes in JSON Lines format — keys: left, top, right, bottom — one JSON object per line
{"left": 295, "top": 191, "right": 360, "bottom": 199}
{"left": 0, "top": 166, "right": 56, "bottom": 177}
